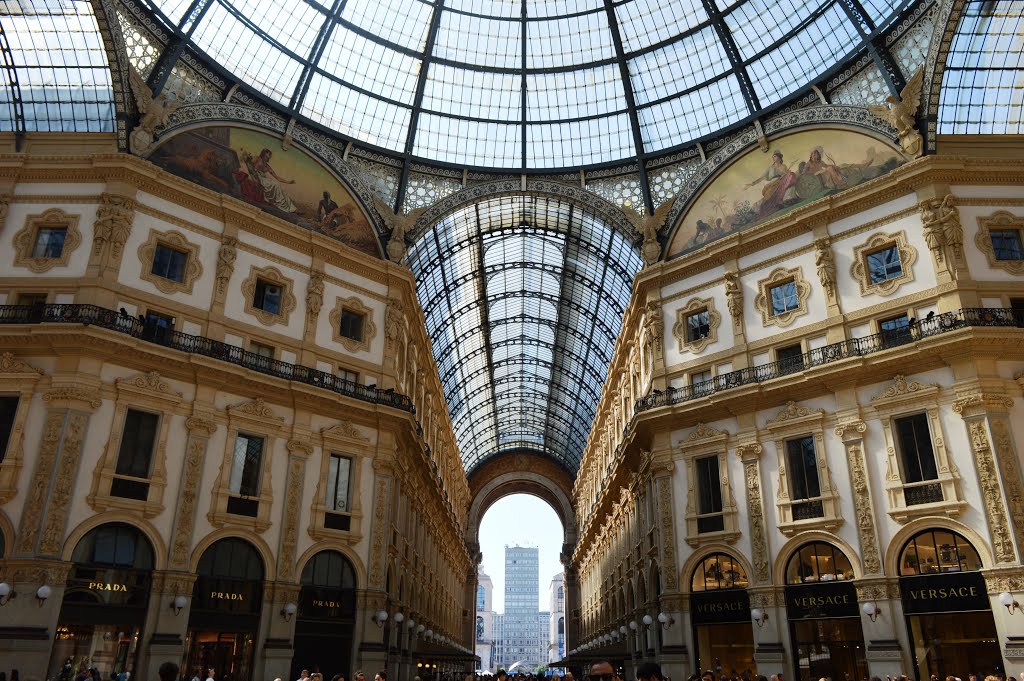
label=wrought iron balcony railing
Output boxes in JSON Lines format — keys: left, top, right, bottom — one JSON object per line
{"left": 0, "top": 303, "right": 414, "bottom": 412}
{"left": 637, "top": 307, "right": 1024, "bottom": 412}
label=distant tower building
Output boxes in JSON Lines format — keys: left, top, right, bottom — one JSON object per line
{"left": 496, "top": 545, "right": 548, "bottom": 672}
{"left": 476, "top": 571, "right": 495, "bottom": 671}
{"left": 548, "top": 572, "right": 565, "bottom": 663}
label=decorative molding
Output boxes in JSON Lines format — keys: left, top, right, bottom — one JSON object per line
{"left": 724, "top": 271, "right": 743, "bottom": 323}
{"left": 990, "top": 418, "right": 1024, "bottom": 564}
{"left": 870, "top": 374, "right": 939, "bottom": 403}
{"left": 685, "top": 422, "right": 728, "bottom": 443}
{"left": 754, "top": 266, "right": 811, "bottom": 328}
{"left": 672, "top": 296, "right": 720, "bottom": 354}
{"left": 814, "top": 238, "right": 837, "bottom": 300}
{"left": 329, "top": 295, "right": 376, "bottom": 353}
{"left": 39, "top": 412, "right": 90, "bottom": 556}
{"left": 0, "top": 352, "right": 42, "bottom": 375}
{"left": 964, "top": 420, "right": 1016, "bottom": 564}
{"left": 919, "top": 194, "right": 964, "bottom": 264}
{"left": 93, "top": 192, "right": 137, "bottom": 261}
{"left": 321, "top": 420, "right": 370, "bottom": 443}
{"left": 850, "top": 230, "right": 918, "bottom": 296}
{"left": 766, "top": 401, "right": 825, "bottom": 426}
{"left": 241, "top": 265, "right": 297, "bottom": 327}
{"left": 306, "top": 270, "right": 325, "bottom": 321}
{"left": 838, "top": 424, "right": 883, "bottom": 575}
{"left": 215, "top": 236, "right": 237, "bottom": 295}
{"left": 228, "top": 397, "right": 284, "bottom": 423}
{"left": 12, "top": 208, "right": 83, "bottom": 273}
{"left": 185, "top": 414, "right": 218, "bottom": 437}
{"left": 42, "top": 385, "right": 101, "bottom": 410}
{"left": 277, "top": 455, "right": 305, "bottom": 581}
{"left": 975, "top": 210, "right": 1024, "bottom": 275}
{"left": 744, "top": 458, "right": 771, "bottom": 584}
{"left": 169, "top": 435, "right": 208, "bottom": 568}
{"left": 114, "top": 370, "right": 183, "bottom": 401}
{"left": 137, "top": 228, "right": 203, "bottom": 295}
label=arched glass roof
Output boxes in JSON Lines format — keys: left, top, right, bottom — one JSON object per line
{"left": 406, "top": 195, "right": 642, "bottom": 474}
{"left": 135, "top": 0, "right": 912, "bottom": 170}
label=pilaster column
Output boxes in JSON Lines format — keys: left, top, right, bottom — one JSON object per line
{"left": 81, "top": 183, "right": 137, "bottom": 307}
{"left": 141, "top": 571, "right": 198, "bottom": 681}
{"left": 736, "top": 443, "right": 771, "bottom": 585}
{"left": 834, "top": 421, "right": 883, "bottom": 575}
{"left": 278, "top": 439, "right": 313, "bottom": 582}
{"left": 0, "top": 559, "right": 73, "bottom": 676}
{"left": 15, "top": 385, "right": 100, "bottom": 559}
{"left": 168, "top": 414, "right": 218, "bottom": 570}
{"left": 656, "top": 592, "right": 690, "bottom": 681}
{"left": 259, "top": 582, "right": 302, "bottom": 681}
{"left": 747, "top": 587, "right": 786, "bottom": 677}
{"left": 855, "top": 578, "right": 912, "bottom": 676}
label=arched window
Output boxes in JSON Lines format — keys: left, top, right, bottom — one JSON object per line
{"left": 784, "top": 541, "right": 854, "bottom": 584}
{"left": 197, "top": 537, "right": 264, "bottom": 580}
{"left": 477, "top": 584, "right": 486, "bottom": 610}
{"left": 71, "top": 523, "right": 154, "bottom": 569}
{"left": 691, "top": 552, "right": 748, "bottom": 591}
{"left": 301, "top": 550, "right": 357, "bottom": 589}
{"left": 898, "top": 528, "right": 982, "bottom": 576}
{"left": 476, "top": 615, "right": 485, "bottom": 639}
{"left": 557, "top": 586, "right": 563, "bottom": 599}
{"left": 557, "top": 617, "right": 564, "bottom": 635}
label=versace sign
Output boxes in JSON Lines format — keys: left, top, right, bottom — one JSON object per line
{"left": 786, "top": 581, "right": 859, "bottom": 619}
{"left": 690, "top": 589, "right": 751, "bottom": 624}
{"left": 899, "top": 571, "right": 990, "bottom": 615}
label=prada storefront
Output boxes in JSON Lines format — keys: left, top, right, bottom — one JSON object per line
{"left": 897, "top": 530, "right": 1003, "bottom": 680}
{"left": 47, "top": 523, "right": 154, "bottom": 681}
{"left": 185, "top": 538, "right": 265, "bottom": 681}
{"left": 290, "top": 550, "right": 357, "bottom": 679}
{"left": 690, "top": 553, "right": 757, "bottom": 677}
{"left": 784, "top": 542, "right": 866, "bottom": 681}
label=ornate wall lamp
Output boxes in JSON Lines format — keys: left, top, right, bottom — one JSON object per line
{"left": 35, "top": 585, "right": 51, "bottom": 607}
{"left": 658, "top": 612, "right": 675, "bottom": 629}
{"left": 373, "top": 609, "right": 389, "bottom": 628}
{"left": 170, "top": 595, "right": 188, "bottom": 615}
{"left": 999, "top": 591, "right": 1021, "bottom": 614}
{"left": 861, "top": 602, "right": 881, "bottom": 622}
{"left": 0, "top": 582, "right": 17, "bottom": 606}
{"left": 641, "top": 614, "right": 654, "bottom": 628}
{"left": 281, "top": 602, "right": 297, "bottom": 622}
{"left": 751, "top": 608, "right": 769, "bottom": 627}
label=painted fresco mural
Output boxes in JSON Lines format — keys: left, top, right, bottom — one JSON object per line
{"left": 667, "top": 128, "right": 906, "bottom": 258}
{"left": 151, "top": 126, "right": 380, "bottom": 257}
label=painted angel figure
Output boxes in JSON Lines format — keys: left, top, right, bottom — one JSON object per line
{"left": 868, "top": 67, "right": 924, "bottom": 158}
{"left": 127, "top": 66, "right": 181, "bottom": 155}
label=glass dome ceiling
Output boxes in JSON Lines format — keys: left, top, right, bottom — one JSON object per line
{"left": 406, "top": 195, "right": 643, "bottom": 474}
{"left": 140, "top": 0, "right": 912, "bottom": 170}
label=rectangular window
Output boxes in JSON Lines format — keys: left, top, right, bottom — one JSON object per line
{"left": 253, "top": 279, "right": 283, "bottom": 315}
{"left": 338, "top": 367, "right": 359, "bottom": 384}
{"left": 0, "top": 396, "right": 18, "bottom": 464}
{"left": 229, "top": 433, "right": 265, "bottom": 497}
{"left": 339, "top": 309, "right": 365, "bottom": 341}
{"left": 1012, "top": 298, "right": 1024, "bottom": 327}
{"left": 691, "top": 369, "right": 712, "bottom": 396}
{"left": 115, "top": 409, "right": 159, "bottom": 478}
{"left": 151, "top": 243, "right": 189, "bottom": 282}
{"left": 250, "top": 341, "right": 274, "bottom": 358}
{"left": 880, "top": 314, "right": 912, "bottom": 347}
{"left": 32, "top": 227, "right": 67, "bottom": 258}
{"left": 785, "top": 436, "right": 823, "bottom": 518}
{"left": 777, "top": 343, "right": 804, "bottom": 374}
{"left": 17, "top": 292, "right": 48, "bottom": 306}
{"left": 895, "top": 413, "right": 942, "bottom": 506}
{"left": 991, "top": 229, "right": 1024, "bottom": 261}
{"left": 695, "top": 455, "right": 724, "bottom": 533}
{"left": 687, "top": 309, "right": 710, "bottom": 342}
{"left": 866, "top": 244, "right": 903, "bottom": 284}
{"left": 327, "top": 453, "right": 352, "bottom": 512}
{"left": 769, "top": 280, "right": 799, "bottom": 315}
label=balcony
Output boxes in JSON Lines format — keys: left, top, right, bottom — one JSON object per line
{"left": 638, "top": 308, "right": 1020, "bottom": 412}
{"left": 0, "top": 303, "right": 413, "bottom": 411}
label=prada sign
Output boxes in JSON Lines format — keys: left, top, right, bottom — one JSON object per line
{"left": 690, "top": 589, "right": 751, "bottom": 624}
{"left": 899, "top": 571, "right": 989, "bottom": 615}
{"left": 786, "top": 582, "right": 859, "bottom": 619}
{"left": 191, "top": 576, "right": 263, "bottom": 616}
{"left": 299, "top": 587, "right": 356, "bottom": 619}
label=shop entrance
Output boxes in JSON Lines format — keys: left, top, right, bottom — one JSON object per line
{"left": 689, "top": 552, "right": 757, "bottom": 678}
{"left": 290, "top": 550, "right": 358, "bottom": 679}
{"left": 897, "top": 529, "right": 1004, "bottom": 679}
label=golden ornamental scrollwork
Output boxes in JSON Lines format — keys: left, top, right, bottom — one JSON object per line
{"left": 286, "top": 439, "right": 314, "bottom": 457}
{"left": 116, "top": 370, "right": 183, "bottom": 400}
{"left": 834, "top": 420, "right": 867, "bottom": 441}
{"left": 39, "top": 412, "right": 89, "bottom": 556}
{"left": 753, "top": 266, "right": 811, "bottom": 329}
{"left": 13, "top": 208, "right": 83, "bottom": 274}
{"left": 185, "top": 414, "right": 217, "bottom": 436}
{"left": 229, "top": 397, "right": 284, "bottom": 422}
{"left": 850, "top": 230, "right": 918, "bottom": 297}
{"left": 744, "top": 460, "right": 770, "bottom": 584}
{"left": 322, "top": 420, "right": 370, "bottom": 443}
{"left": 724, "top": 271, "right": 743, "bottom": 323}
{"left": 734, "top": 443, "right": 763, "bottom": 461}
{"left": 686, "top": 422, "right": 727, "bottom": 442}
{"left": 871, "top": 374, "right": 938, "bottom": 402}
{"left": 951, "top": 393, "right": 1014, "bottom": 416}
{"left": 169, "top": 436, "right": 207, "bottom": 568}
{"left": 814, "top": 238, "right": 837, "bottom": 299}
{"left": 137, "top": 228, "right": 201, "bottom": 294}
{"left": 766, "top": 400, "right": 824, "bottom": 426}
{"left": 43, "top": 385, "right": 101, "bottom": 410}
{"left": 845, "top": 441, "right": 881, "bottom": 574}
{"left": 672, "top": 296, "right": 721, "bottom": 354}
{"left": 241, "top": 265, "right": 297, "bottom": 327}
{"left": 329, "top": 295, "right": 377, "bottom": 353}
{"left": 967, "top": 420, "right": 1016, "bottom": 564}
{"left": 919, "top": 194, "right": 964, "bottom": 264}
{"left": 305, "top": 270, "right": 325, "bottom": 321}
{"left": 0, "top": 352, "right": 43, "bottom": 374}
{"left": 215, "top": 236, "right": 237, "bottom": 295}
{"left": 975, "top": 210, "right": 1024, "bottom": 274}
{"left": 277, "top": 457, "right": 305, "bottom": 582}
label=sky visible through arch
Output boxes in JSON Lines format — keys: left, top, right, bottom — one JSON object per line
{"left": 479, "top": 494, "right": 565, "bottom": 613}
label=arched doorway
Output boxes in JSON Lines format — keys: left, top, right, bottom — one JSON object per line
{"left": 689, "top": 552, "right": 756, "bottom": 677}
{"left": 186, "top": 538, "right": 265, "bottom": 681}
{"left": 47, "top": 523, "right": 155, "bottom": 681}
{"left": 783, "top": 541, "right": 866, "bottom": 681}
{"left": 291, "top": 550, "right": 358, "bottom": 680}
{"left": 896, "top": 529, "right": 1002, "bottom": 678}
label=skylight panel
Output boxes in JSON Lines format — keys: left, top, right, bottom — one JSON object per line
{"left": 434, "top": 11, "right": 521, "bottom": 69}
{"left": 637, "top": 75, "right": 748, "bottom": 152}
{"left": 191, "top": 2, "right": 302, "bottom": 102}
{"left": 725, "top": 0, "right": 829, "bottom": 60}
{"left": 423, "top": 66, "right": 521, "bottom": 121}
{"left": 747, "top": 3, "right": 859, "bottom": 104}
{"left": 445, "top": 0, "right": 522, "bottom": 18}
{"left": 858, "top": 0, "right": 905, "bottom": 27}
{"left": 318, "top": 26, "right": 420, "bottom": 106}
{"left": 154, "top": 0, "right": 192, "bottom": 25}
{"left": 222, "top": 0, "right": 325, "bottom": 58}
{"left": 526, "top": 113, "right": 635, "bottom": 168}
{"left": 615, "top": 0, "right": 710, "bottom": 53}
{"left": 526, "top": 0, "right": 604, "bottom": 17}
{"left": 341, "top": 0, "right": 435, "bottom": 52}
{"left": 413, "top": 113, "right": 521, "bottom": 167}
{"left": 300, "top": 75, "right": 411, "bottom": 150}
{"left": 526, "top": 66, "right": 627, "bottom": 122}
{"left": 526, "top": 12, "right": 615, "bottom": 69}
{"left": 3, "top": 1, "right": 114, "bottom": 133}
{"left": 628, "top": 26, "right": 730, "bottom": 106}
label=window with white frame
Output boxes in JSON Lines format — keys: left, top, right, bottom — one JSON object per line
{"left": 230, "top": 433, "right": 264, "bottom": 497}
{"left": 327, "top": 453, "right": 352, "bottom": 512}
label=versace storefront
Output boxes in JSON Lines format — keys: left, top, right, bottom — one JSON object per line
{"left": 690, "top": 553, "right": 757, "bottom": 677}
{"left": 897, "top": 530, "right": 1003, "bottom": 680}
{"left": 783, "top": 543, "right": 866, "bottom": 681}
{"left": 185, "top": 539, "right": 266, "bottom": 681}
{"left": 46, "top": 524, "right": 155, "bottom": 681}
